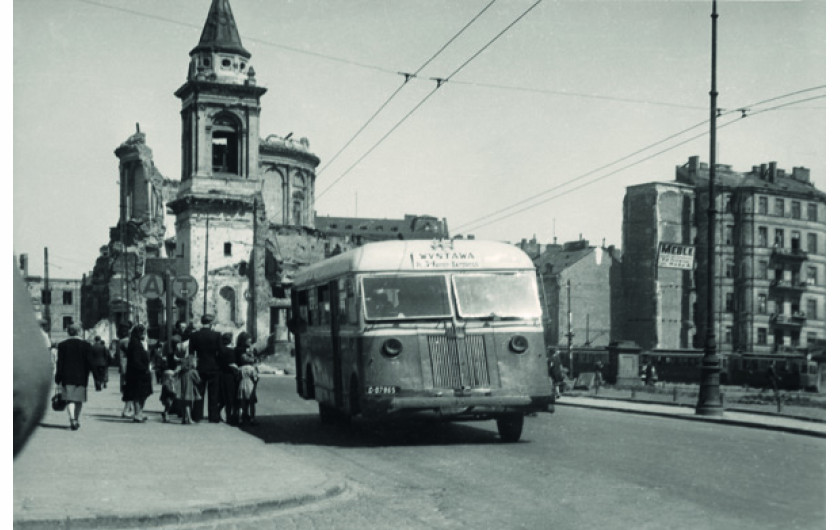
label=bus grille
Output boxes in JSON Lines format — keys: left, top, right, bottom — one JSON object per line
{"left": 427, "top": 335, "right": 491, "bottom": 388}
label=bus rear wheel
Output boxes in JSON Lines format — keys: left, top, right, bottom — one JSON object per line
{"left": 496, "top": 413, "right": 524, "bottom": 443}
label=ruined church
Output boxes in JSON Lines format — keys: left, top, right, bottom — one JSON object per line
{"left": 81, "top": 0, "right": 448, "bottom": 355}
{"left": 84, "top": 0, "right": 324, "bottom": 353}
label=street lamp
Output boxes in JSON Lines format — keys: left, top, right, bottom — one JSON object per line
{"left": 696, "top": 0, "right": 723, "bottom": 416}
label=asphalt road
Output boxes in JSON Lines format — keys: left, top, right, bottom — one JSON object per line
{"left": 170, "top": 375, "right": 825, "bottom": 530}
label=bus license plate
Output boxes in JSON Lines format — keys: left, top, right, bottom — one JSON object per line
{"left": 366, "top": 385, "right": 398, "bottom": 395}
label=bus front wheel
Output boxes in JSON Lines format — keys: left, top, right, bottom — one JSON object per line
{"left": 319, "top": 402, "right": 341, "bottom": 424}
{"left": 496, "top": 414, "right": 524, "bottom": 443}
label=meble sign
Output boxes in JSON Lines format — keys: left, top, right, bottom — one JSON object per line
{"left": 657, "top": 242, "right": 695, "bottom": 270}
{"left": 411, "top": 251, "right": 481, "bottom": 269}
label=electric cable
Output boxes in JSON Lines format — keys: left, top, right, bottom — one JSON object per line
{"left": 314, "top": 0, "right": 498, "bottom": 179}
{"left": 316, "top": 0, "right": 544, "bottom": 201}
{"left": 452, "top": 93, "right": 824, "bottom": 234}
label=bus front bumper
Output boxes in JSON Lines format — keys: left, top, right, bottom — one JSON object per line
{"left": 359, "top": 393, "right": 555, "bottom": 420}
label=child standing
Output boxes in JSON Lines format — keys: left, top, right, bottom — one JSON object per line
{"left": 159, "top": 369, "right": 178, "bottom": 423}
{"left": 177, "top": 356, "right": 201, "bottom": 424}
{"left": 235, "top": 332, "right": 259, "bottom": 424}
{"left": 237, "top": 364, "right": 259, "bottom": 424}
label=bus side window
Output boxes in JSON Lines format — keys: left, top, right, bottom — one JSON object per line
{"left": 318, "top": 284, "right": 331, "bottom": 325}
{"left": 294, "top": 290, "right": 309, "bottom": 333}
{"left": 308, "top": 287, "right": 318, "bottom": 326}
{"left": 345, "top": 277, "right": 358, "bottom": 325}
{"left": 337, "top": 279, "right": 348, "bottom": 325}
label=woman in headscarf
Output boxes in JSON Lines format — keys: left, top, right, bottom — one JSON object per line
{"left": 124, "top": 324, "right": 153, "bottom": 422}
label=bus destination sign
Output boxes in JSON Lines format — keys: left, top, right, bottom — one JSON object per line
{"left": 411, "top": 251, "right": 481, "bottom": 269}
{"left": 657, "top": 242, "right": 695, "bottom": 270}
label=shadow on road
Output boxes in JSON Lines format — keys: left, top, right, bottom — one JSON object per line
{"left": 237, "top": 413, "right": 519, "bottom": 447}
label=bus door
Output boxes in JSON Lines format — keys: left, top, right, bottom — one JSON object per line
{"left": 329, "top": 280, "right": 344, "bottom": 408}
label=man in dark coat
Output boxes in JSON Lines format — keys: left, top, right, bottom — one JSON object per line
{"left": 189, "top": 314, "right": 222, "bottom": 422}
{"left": 90, "top": 336, "right": 110, "bottom": 391}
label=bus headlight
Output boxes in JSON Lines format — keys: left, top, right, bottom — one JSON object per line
{"left": 509, "top": 335, "right": 529, "bottom": 353}
{"left": 382, "top": 338, "right": 403, "bottom": 357}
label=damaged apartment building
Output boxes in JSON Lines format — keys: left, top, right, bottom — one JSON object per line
{"left": 82, "top": 0, "right": 445, "bottom": 355}
{"left": 621, "top": 156, "right": 826, "bottom": 358}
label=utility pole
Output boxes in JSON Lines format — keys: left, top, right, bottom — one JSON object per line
{"left": 566, "top": 279, "right": 574, "bottom": 377}
{"left": 696, "top": 0, "right": 723, "bottom": 416}
{"left": 251, "top": 195, "right": 259, "bottom": 339}
{"left": 203, "top": 216, "right": 210, "bottom": 317}
{"left": 165, "top": 270, "right": 174, "bottom": 347}
{"left": 43, "top": 247, "right": 51, "bottom": 339}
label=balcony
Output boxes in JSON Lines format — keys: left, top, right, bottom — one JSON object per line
{"left": 770, "top": 312, "right": 806, "bottom": 328}
{"left": 771, "top": 246, "right": 808, "bottom": 262}
{"left": 769, "top": 279, "right": 808, "bottom": 293}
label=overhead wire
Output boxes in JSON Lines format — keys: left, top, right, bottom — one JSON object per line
{"left": 75, "top": 0, "right": 776, "bottom": 114}
{"left": 451, "top": 91, "right": 825, "bottom": 234}
{"left": 316, "top": 0, "right": 544, "bottom": 201}
{"left": 311, "top": 0, "right": 499, "bottom": 181}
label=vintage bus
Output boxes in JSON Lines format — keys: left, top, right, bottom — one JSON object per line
{"left": 290, "top": 240, "right": 554, "bottom": 442}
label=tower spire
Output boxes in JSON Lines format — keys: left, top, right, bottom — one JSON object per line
{"left": 190, "top": 0, "right": 251, "bottom": 59}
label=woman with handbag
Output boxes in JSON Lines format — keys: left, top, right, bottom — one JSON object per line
{"left": 54, "top": 323, "right": 93, "bottom": 431}
{"left": 124, "top": 324, "right": 154, "bottom": 423}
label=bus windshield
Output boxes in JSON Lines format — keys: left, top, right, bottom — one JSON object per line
{"left": 452, "top": 272, "right": 542, "bottom": 320}
{"left": 362, "top": 275, "right": 452, "bottom": 320}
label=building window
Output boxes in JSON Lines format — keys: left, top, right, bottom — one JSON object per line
{"left": 62, "top": 316, "right": 73, "bottom": 330}
{"left": 758, "top": 294, "right": 767, "bottom": 314}
{"left": 218, "top": 286, "right": 237, "bottom": 323}
{"left": 774, "top": 229, "right": 784, "bottom": 248}
{"left": 758, "top": 260, "right": 768, "bottom": 280}
{"left": 806, "top": 299, "right": 817, "bottom": 320}
{"left": 725, "top": 292, "right": 734, "bottom": 312}
{"left": 807, "top": 332, "right": 817, "bottom": 347}
{"left": 725, "top": 261, "right": 734, "bottom": 278}
{"left": 758, "top": 196, "right": 768, "bottom": 215}
{"left": 807, "top": 267, "right": 817, "bottom": 286}
{"left": 757, "top": 327, "right": 767, "bottom": 345}
{"left": 224, "top": 242, "right": 232, "bottom": 257}
{"left": 774, "top": 198, "right": 784, "bottom": 216}
{"left": 757, "top": 227, "right": 768, "bottom": 247}
{"left": 724, "top": 326, "right": 732, "bottom": 344}
{"left": 807, "top": 203, "right": 817, "bottom": 221}
{"left": 293, "top": 202, "right": 302, "bottom": 226}
{"left": 725, "top": 225, "right": 734, "bottom": 245}
{"left": 723, "top": 195, "right": 732, "bottom": 213}
{"left": 806, "top": 233, "right": 817, "bottom": 253}
{"left": 790, "top": 231, "right": 800, "bottom": 251}
{"left": 63, "top": 291, "right": 73, "bottom": 305}
{"left": 791, "top": 201, "right": 801, "bottom": 219}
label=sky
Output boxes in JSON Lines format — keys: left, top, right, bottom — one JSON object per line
{"left": 11, "top": 0, "right": 827, "bottom": 279}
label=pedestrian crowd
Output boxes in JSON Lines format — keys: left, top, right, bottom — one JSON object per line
{"left": 52, "top": 315, "right": 261, "bottom": 431}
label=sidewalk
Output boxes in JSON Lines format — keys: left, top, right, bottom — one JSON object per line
{"left": 556, "top": 395, "right": 826, "bottom": 438}
{"left": 13, "top": 368, "right": 346, "bottom": 529}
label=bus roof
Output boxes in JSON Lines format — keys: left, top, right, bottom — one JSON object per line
{"left": 293, "top": 240, "right": 534, "bottom": 287}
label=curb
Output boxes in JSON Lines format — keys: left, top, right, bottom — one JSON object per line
{"left": 556, "top": 400, "right": 826, "bottom": 439}
{"left": 14, "top": 482, "right": 348, "bottom": 529}
{"left": 564, "top": 394, "right": 825, "bottom": 424}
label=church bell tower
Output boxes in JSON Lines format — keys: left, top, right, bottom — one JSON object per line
{"left": 175, "top": 0, "right": 266, "bottom": 184}
{"left": 169, "top": 0, "right": 267, "bottom": 331}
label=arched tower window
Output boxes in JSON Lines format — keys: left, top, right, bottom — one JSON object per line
{"left": 211, "top": 114, "right": 241, "bottom": 175}
{"left": 218, "top": 286, "right": 237, "bottom": 324}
